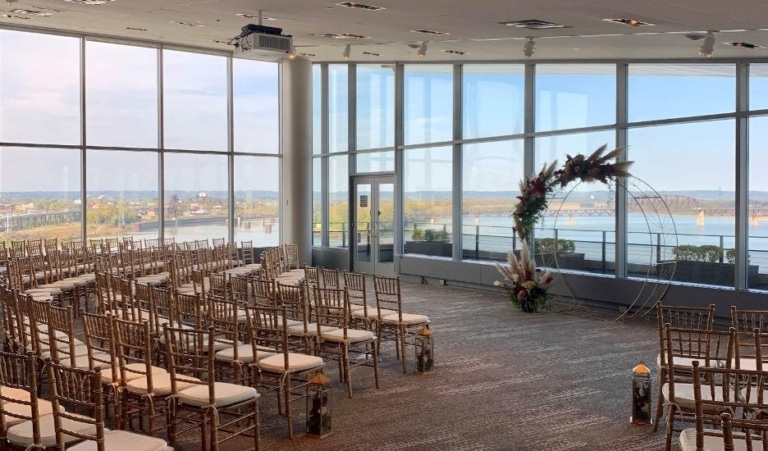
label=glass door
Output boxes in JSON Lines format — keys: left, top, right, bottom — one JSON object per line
{"left": 353, "top": 175, "right": 395, "bottom": 276}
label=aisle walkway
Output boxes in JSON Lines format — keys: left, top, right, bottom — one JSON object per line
{"left": 222, "top": 281, "right": 666, "bottom": 451}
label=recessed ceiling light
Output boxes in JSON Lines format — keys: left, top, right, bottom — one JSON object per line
{"left": 362, "top": 51, "right": 381, "bottom": 56}
{"left": 63, "top": 0, "right": 114, "bottom": 4}
{"left": 314, "top": 33, "right": 370, "bottom": 39}
{"left": 236, "top": 13, "right": 276, "bottom": 20}
{"left": 0, "top": 13, "right": 31, "bottom": 18}
{"left": 443, "top": 49, "right": 466, "bottom": 55}
{"left": 411, "top": 29, "right": 450, "bottom": 35}
{"left": 169, "top": 20, "right": 204, "bottom": 27}
{"left": 10, "top": 8, "right": 53, "bottom": 16}
{"left": 300, "top": 52, "right": 317, "bottom": 57}
{"left": 125, "top": 27, "right": 149, "bottom": 32}
{"left": 499, "top": 19, "right": 568, "bottom": 30}
{"left": 336, "top": 2, "right": 385, "bottom": 11}
{"left": 725, "top": 41, "right": 764, "bottom": 49}
{"left": 604, "top": 18, "right": 654, "bottom": 27}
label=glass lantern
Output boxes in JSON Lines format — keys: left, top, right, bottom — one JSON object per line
{"left": 631, "top": 361, "right": 651, "bottom": 425}
{"left": 306, "top": 373, "right": 333, "bottom": 438}
{"left": 415, "top": 324, "right": 434, "bottom": 375}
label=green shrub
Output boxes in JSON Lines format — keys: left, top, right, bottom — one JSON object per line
{"left": 697, "top": 245, "right": 723, "bottom": 263}
{"left": 423, "top": 229, "right": 449, "bottom": 243}
{"left": 673, "top": 244, "right": 723, "bottom": 263}
{"left": 726, "top": 248, "right": 736, "bottom": 264}
{"left": 411, "top": 226, "right": 424, "bottom": 241}
{"left": 673, "top": 245, "right": 700, "bottom": 261}
{"left": 535, "top": 238, "right": 575, "bottom": 253}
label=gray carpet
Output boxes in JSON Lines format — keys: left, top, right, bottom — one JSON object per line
{"left": 210, "top": 281, "right": 668, "bottom": 451}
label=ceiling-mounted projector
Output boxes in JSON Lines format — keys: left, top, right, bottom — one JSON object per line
{"left": 232, "top": 24, "right": 293, "bottom": 62}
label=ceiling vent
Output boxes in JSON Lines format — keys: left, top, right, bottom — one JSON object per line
{"left": 336, "top": 2, "right": 385, "bottom": 11}
{"left": 411, "top": 29, "right": 450, "bottom": 35}
{"left": 604, "top": 18, "right": 654, "bottom": 27}
{"left": 499, "top": 19, "right": 567, "bottom": 30}
{"left": 726, "top": 41, "right": 764, "bottom": 49}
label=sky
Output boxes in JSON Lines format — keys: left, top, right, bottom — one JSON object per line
{"left": 2, "top": 28, "right": 768, "bottom": 198}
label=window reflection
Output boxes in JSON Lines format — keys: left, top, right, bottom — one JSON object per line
{"left": 629, "top": 120, "right": 735, "bottom": 287}
{"left": 86, "top": 41, "right": 158, "bottom": 148}
{"left": 403, "top": 146, "right": 453, "bottom": 256}
{"left": 536, "top": 64, "right": 616, "bottom": 132}
{"left": 86, "top": 150, "right": 158, "bottom": 241}
{"left": 0, "top": 30, "right": 81, "bottom": 145}
{"left": 357, "top": 65, "right": 394, "bottom": 150}
{"left": 629, "top": 64, "right": 735, "bottom": 122}
{"left": 0, "top": 147, "right": 81, "bottom": 242}
{"left": 463, "top": 65, "right": 524, "bottom": 139}
{"left": 234, "top": 156, "right": 279, "bottom": 246}
{"left": 163, "top": 50, "right": 227, "bottom": 151}
{"left": 404, "top": 66, "right": 453, "bottom": 145}
{"left": 163, "top": 153, "right": 229, "bottom": 242}
{"left": 462, "top": 141, "right": 523, "bottom": 261}
{"left": 233, "top": 59, "right": 279, "bottom": 154}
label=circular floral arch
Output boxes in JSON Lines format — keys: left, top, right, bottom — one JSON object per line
{"left": 496, "top": 145, "right": 633, "bottom": 313}
{"left": 513, "top": 145, "right": 633, "bottom": 242}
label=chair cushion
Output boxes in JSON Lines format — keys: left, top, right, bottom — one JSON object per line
{"left": 60, "top": 353, "right": 112, "bottom": 370}
{"left": 102, "top": 364, "right": 167, "bottom": 384}
{"left": 352, "top": 308, "right": 397, "bottom": 320}
{"left": 7, "top": 412, "right": 97, "bottom": 448}
{"left": 125, "top": 373, "right": 200, "bottom": 396}
{"left": 176, "top": 382, "right": 259, "bottom": 408}
{"left": 381, "top": 313, "right": 429, "bottom": 325}
{"left": 214, "top": 344, "right": 277, "bottom": 363}
{"left": 656, "top": 353, "right": 720, "bottom": 369}
{"left": 68, "top": 429, "right": 168, "bottom": 451}
{"left": 0, "top": 387, "right": 56, "bottom": 426}
{"left": 661, "top": 382, "right": 723, "bottom": 410}
{"left": 321, "top": 328, "right": 375, "bottom": 343}
{"left": 288, "top": 323, "right": 336, "bottom": 336}
{"left": 258, "top": 353, "right": 325, "bottom": 374}
{"left": 679, "top": 427, "right": 759, "bottom": 451}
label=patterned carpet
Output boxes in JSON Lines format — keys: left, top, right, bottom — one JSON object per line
{"left": 208, "top": 281, "right": 668, "bottom": 451}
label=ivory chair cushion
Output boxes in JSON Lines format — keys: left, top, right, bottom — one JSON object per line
{"left": 258, "top": 353, "right": 325, "bottom": 374}
{"left": 381, "top": 313, "right": 429, "bottom": 325}
{"left": 176, "top": 382, "right": 259, "bottom": 408}
{"left": 0, "top": 387, "right": 56, "bottom": 426}
{"left": 40, "top": 343, "right": 90, "bottom": 360}
{"left": 352, "top": 308, "right": 396, "bottom": 320}
{"left": 288, "top": 323, "right": 337, "bottom": 337}
{"left": 656, "top": 353, "right": 717, "bottom": 370}
{"left": 60, "top": 353, "right": 112, "bottom": 370}
{"left": 125, "top": 373, "right": 200, "bottom": 396}
{"left": 321, "top": 329, "right": 375, "bottom": 343}
{"left": 6, "top": 412, "right": 97, "bottom": 448}
{"left": 101, "top": 363, "right": 167, "bottom": 384}
{"left": 678, "top": 427, "right": 759, "bottom": 451}
{"left": 661, "top": 382, "right": 724, "bottom": 410}
{"left": 214, "top": 344, "right": 278, "bottom": 364}
{"left": 68, "top": 430, "right": 168, "bottom": 451}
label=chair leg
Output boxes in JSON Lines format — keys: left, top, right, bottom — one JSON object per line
{"left": 209, "top": 407, "right": 219, "bottom": 451}
{"left": 664, "top": 404, "right": 676, "bottom": 451}
{"left": 285, "top": 375, "right": 293, "bottom": 439}
{"left": 399, "top": 325, "right": 407, "bottom": 374}
{"left": 372, "top": 341, "right": 380, "bottom": 389}
{"left": 653, "top": 368, "right": 666, "bottom": 431}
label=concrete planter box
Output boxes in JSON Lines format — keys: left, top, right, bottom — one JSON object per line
{"left": 405, "top": 241, "right": 452, "bottom": 258}
{"left": 512, "top": 250, "right": 586, "bottom": 270}
{"left": 657, "top": 260, "right": 759, "bottom": 285}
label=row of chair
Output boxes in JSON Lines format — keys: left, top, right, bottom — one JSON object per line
{"left": 655, "top": 301, "right": 768, "bottom": 450}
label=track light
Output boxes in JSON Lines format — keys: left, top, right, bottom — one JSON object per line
{"left": 417, "top": 41, "right": 428, "bottom": 58}
{"left": 343, "top": 44, "right": 351, "bottom": 60}
{"left": 700, "top": 31, "right": 716, "bottom": 58}
{"left": 522, "top": 38, "right": 536, "bottom": 58}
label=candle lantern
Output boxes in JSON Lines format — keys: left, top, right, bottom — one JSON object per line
{"left": 415, "top": 324, "right": 434, "bottom": 375}
{"left": 306, "top": 373, "right": 333, "bottom": 438}
{"left": 631, "top": 361, "right": 651, "bottom": 425}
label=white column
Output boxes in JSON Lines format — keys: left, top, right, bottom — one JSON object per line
{"left": 281, "top": 57, "right": 313, "bottom": 265}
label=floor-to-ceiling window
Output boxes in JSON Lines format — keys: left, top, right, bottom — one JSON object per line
{"left": 313, "top": 59, "right": 766, "bottom": 292}
{"left": 0, "top": 28, "right": 281, "bottom": 248}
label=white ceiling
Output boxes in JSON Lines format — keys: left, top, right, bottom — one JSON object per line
{"left": 3, "top": 0, "right": 768, "bottom": 62}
